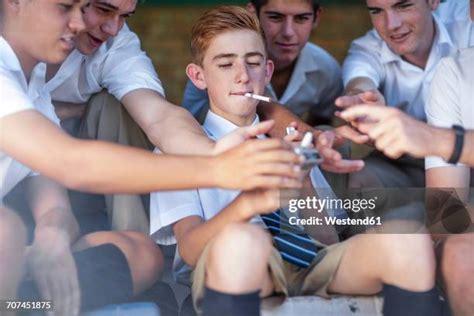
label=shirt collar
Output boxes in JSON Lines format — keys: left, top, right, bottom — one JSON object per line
{"left": 0, "top": 37, "right": 22, "bottom": 73}
{"left": 380, "top": 14, "right": 455, "bottom": 64}
{"left": 267, "top": 43, "right": 320, "bottom": 102}
{"left": 203, "top": 110, "right": 260, "bottom": 139}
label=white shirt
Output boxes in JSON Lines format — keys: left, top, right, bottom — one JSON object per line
{"left": 436, "top": 0, "right": 473, "bottom": 45}
{"left": 182, "top": 42, "right": 342, "bottom": 123}
{"left": 342, "top": 5, "right": 472, "bottom": 121}
{"left": 425, "top": 47, "right": 474, "bottom": 169}
{"left": 265, "top": 42, "right": 343, "bottom": 120}
{"left": 46, "top": 24, "right": 164, "bottom": 103}
{"left": 149, "top": 111, "right": 335, "bottom": 284}
{"left": 0, "top": 37, "right": 60, "bottom": 202}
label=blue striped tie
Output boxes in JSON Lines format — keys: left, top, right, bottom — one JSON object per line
{"left": 260, "top": 210, "right": 319, "bottom": 268}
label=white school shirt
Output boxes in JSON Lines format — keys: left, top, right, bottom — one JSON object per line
{"left": 342, "top": 13, "right": 471, "bottom": 121}
{"left": 425, "top": 48, "right": 474, "bottom": 169}
{"left": 0, "top": 37, "right": 60, "bottom": 203}
{"left": 149, "top": 111, "right": 335, "bottom": 284}
{"left": 435, "top": 0, "right": 473, "bottom": 47}
{"left": 265, "top": 42, "right": 343, "bottom": 120}
{"left": 46, "top": 24, "right": 164, "bottom": 103}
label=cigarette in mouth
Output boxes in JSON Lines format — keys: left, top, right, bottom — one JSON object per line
{"left": 244, "top": 93, "right": 272, "bottom": 103}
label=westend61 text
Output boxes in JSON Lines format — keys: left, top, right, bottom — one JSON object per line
{"left": 289, "top": 216, "right": 382, "bottom": 226}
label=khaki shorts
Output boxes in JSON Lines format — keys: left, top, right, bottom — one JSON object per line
{"left": 192, "top": 238, "right": 349, "bottom": 310}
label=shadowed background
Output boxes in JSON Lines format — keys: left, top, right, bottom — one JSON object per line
{"left": 127, "top": 1, "right": 372, "bottom": 104}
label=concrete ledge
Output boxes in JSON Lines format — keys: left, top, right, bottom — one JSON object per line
{"left": 262, "top": 295, "right": 383, "bottom": 316}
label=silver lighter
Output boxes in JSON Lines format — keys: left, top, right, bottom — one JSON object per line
{"left": 288, "top": 130, "right": 323, "bottom": 169}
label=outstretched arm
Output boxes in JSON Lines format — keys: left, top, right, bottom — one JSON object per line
{"left": 1, "top": 111, "right": 302, "bottom": 193}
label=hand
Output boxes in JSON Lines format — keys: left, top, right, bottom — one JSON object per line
{"left": 26, "top": 229, "right": 80, "bottom": 316}
{"left": 333, "top": 125, "right": 370, "bottom": 145}
{"left": 315, "top": 131, "right": 365, "bottom": 173}
{"left": 240, "top": 188, "right": 281, "bottom": 217}
{"left": 213, "top": 120, "right": 276, "bottom": 154}
{"left": 339, "top": 105, "right": 436, "bottom": 159}
{"left": 213, "top": 138, "right": 304, "bottom": 190}
{"left": 335, "top": 90, "right": 386, "bottom": 109}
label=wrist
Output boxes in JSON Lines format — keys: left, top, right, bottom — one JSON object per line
{"left": 432, "top": 127, "right": 456, "bottom": 161}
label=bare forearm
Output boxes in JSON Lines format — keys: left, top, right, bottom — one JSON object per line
{"left": 122, "top": 89, "right": 214, "bottom": 155}
{"left": 178, "top": 197, "right": 252, "bottom": 267}
{"left": 145, "top": 106, "right": 214, "bottom": 155}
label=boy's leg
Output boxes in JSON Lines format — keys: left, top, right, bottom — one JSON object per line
{"left": 19, "top": 231, "right": 163, "bottom": 312}
{"left": 73, "top": 231, "right": 164, "bottom": 296}
{"left": 441, "top": 233, "right": 474, "bottom": 316}
{"left": 0, "top": 208, "right": 27, "bottom": 316}
{"left": 72, "top": 91, "right": 152, "bottom": 233}
{"left": 327, "top": 232, "right": 440, "bottom": 316}
{"left": 193, "top": 223, "right": 275, "bottom": 316}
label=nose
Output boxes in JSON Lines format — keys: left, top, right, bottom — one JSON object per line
{"left": 70, "top": 6, "right": 86, "bottom": 34}
{"left": 386, "top": 11, "right": 402, "bottom": 31}
{"left": 281, "top": 18, "right": 296, "bottom": 38}
{"left": 234, "top": 62, "right": 250, "bottom": 84}
{"left": 101, "top": 16, "right": 121, "bottom": 37}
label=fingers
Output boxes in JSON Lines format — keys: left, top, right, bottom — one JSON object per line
{"left": 335, "top": 95, "right": 363, "bottom": 108}
{"left": 339, "top": 105, "right": 392, "bottom": 123}
{"left": 240, "top": 120, "right": 275, "bottom": 139}
{"left": 321, "top": 159, "right": 365, "bottom": 173}
{"left": 250, "top": 176, "right": 303, "bottom": 190}
{"left": 334, "top": 125, "right": 370, "bottom": 144}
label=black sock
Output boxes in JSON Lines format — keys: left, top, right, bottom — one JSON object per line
{"left": 383, "top": 284, "right": 442, "bottom": 316}
{"left": 201, "top": 287, "right": 260, "bottom": 316}
{"left": 19, "top": 244, "right": 133, "bottom": 312}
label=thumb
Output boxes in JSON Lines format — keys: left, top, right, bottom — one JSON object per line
{"left": 362, "top": 90, "right": 381, "bottom": 103}
{"left": 239, "top": 120, "right": 275, "bottom": 139}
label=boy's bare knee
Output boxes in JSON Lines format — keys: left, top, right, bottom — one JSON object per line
{"left": 375, "top": 234, "right": 435, "bottom": 290}
{"left": 209, "top": 223, "right": 272, "bottom": 263}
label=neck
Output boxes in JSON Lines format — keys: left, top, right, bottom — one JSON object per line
{"left": 46, "top": 63, "right": 62, "bottom": 82}
{"left": 271, "top": 61, "right": 296, "bottom": 99}
{"left": 3, "top": 31, "right": 37, "bottom": 81}
{"left": 402, "top": 19, "right": 436, "bottom": 69}
{"left": 471, "top": 0, "right": 473, "bottom": 20}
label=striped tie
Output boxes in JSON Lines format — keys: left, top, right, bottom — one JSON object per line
{"left": 260, "top": 210, "right": 319, "bottom": 268}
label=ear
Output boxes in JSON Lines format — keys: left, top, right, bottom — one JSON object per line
{"left": 264, "top": 59, "right": 274, "bottom": 85}
{"left": 186, "top": 63, "right": 208, "bottom": 90}
{"left": 312, "top": 8, "right": 322, "bottom": 29}
{"left": 246, "top": 3, "right": 257, "bottom": 15}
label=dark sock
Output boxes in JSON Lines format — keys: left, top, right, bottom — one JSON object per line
{"left": 19, "top": 244, "right": 133, "bottom": 312}
{"left": 201, "top": 287, "right": 260, "bottom": 316}
{"left": 383, "top": 284, "right": 442, "bottom": 316}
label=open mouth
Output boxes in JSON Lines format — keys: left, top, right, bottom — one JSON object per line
{"left": 60, "top": 36, "right": 75, "bottom": 50}
{"left": 230, "top": 91, "right": 252, "bottom": 96}
{"left": 88, "top": 33, "right": 104, "bottom": 48}
{"left": 390, "top": 31, "right": 411, "bottom": 43}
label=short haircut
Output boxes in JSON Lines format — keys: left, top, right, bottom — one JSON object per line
{"left": 250, "top": 0, "right": 320, "bottom": 16}
{"left": 190, "top": 5, "right": 265, "bottom": 66}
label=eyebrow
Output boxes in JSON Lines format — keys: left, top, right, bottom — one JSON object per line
{"left": 367, "top": 0, "right": 411, "bottom": 11}
{"left": 95, "top": 1, "right": 136, "bottom": 15}
{"left": 212, "top": 52, "right": 264, "bottom": 61}
{"left": 263, "top": 10, "right": 313, "bottom": 17}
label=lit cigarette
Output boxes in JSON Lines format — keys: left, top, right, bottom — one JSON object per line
{"left": 244, "top": 93, "right": 272, "bottom": 103}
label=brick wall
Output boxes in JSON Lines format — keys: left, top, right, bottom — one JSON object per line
{"left": 128, "top": 5, "right": 372, "bottom": 104}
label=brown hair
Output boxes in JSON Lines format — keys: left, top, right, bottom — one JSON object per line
{"left": 190, "top": 5, "right": 265, "bottom": 66}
